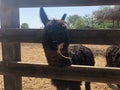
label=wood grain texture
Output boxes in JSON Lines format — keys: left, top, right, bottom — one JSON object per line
{"left": 0, "top": 62, "right": 120, "bottom": 84}
{"left": 2, "top": 0, "right": 120, "bottom": 7}
{"left": 0, "top": 29, "right": 120, "bottom": 45}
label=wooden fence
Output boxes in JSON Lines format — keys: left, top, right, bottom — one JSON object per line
{"left": 0, "top": 0, "right": 120, "bottom": 90}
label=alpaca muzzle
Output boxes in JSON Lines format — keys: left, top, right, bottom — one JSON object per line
{"left": 57, "top": 43, "right": 71, "bottom": 60}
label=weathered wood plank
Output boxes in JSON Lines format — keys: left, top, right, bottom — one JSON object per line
{"left": 0, "top": 29, "right": 43, "bottom": 43}
{"left": 0, "top": 62, "right": 120, "bottom": 84}
{"left": 69, "top": 29, "right": 120, "bottom": 45}
{"left": 2, "top": 0, "right": 120, "bottom": 7}
{"left": 0, "top": 29, "right": 120, "bottom": 45}
{"left": 0, "top": 1, "right": 22, "bottom": 90}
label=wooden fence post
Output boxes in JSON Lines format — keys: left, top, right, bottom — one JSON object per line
{"left": 0, "top": 1, "right": 22, "bottom": 90}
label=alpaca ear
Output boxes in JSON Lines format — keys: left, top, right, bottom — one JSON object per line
{"left": 61, "top": 14, "right": 67, "bottom": 21}
{"left": 40, "top": 7, "right": 49, "bottom": 26}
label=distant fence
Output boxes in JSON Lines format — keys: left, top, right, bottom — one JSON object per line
{"left": 0, "top": 0, "right": 120, "bottom": 90}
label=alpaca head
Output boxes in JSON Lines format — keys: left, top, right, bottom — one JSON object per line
{"left": 40, "top": 8, "right": 71, "bottom": 66}
{"left": 40, "top": 7, "right": 69, "bottom": 50}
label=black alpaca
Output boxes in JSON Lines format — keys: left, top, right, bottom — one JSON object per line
{"left": 106, "top": 45, "right": 120, "bottom": 88}
{"left": 40, "top": 7, "right": 95, "bottom": 90}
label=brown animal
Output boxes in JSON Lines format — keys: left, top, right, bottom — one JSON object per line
{"left": 106, "top": 45, "right": 120, "bottom": 88}
{"left": 40, "top": 7, "right": 95, "bottom": 90}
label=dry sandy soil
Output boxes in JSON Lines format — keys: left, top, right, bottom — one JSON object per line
{"left": 0, "top": 43, "right": 119, "bottom": 90}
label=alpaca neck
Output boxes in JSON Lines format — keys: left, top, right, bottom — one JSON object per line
{"left": 42, "top": 41, "right": 72, "bottom": 66}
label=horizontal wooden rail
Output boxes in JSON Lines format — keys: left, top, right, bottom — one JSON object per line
{"left": 0, "top": 28, "right": 120, "bottom": 45}
{"left": 2, "top": 0, "right": 120, "bottom": 7}
{"left": 0, "top": 61, "right": 120, "bottom": 84}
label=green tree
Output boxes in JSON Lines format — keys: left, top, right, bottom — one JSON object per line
{"left": 83, "top": 15, "right": 97, "bottom": 29}
{"left": 66, "top": 15, "right": 80, "bottom": 28}
{"left": 93, "top": 6, "right": 119, "bottom": 29}
{"left": 21, "top": 23, "right": 29, "bottom": 29}
{"left": 66, "top": 14, "right": 97, "bottom": 29}
{"left": 73, "top": 16, "right": 85, "bottom": 29}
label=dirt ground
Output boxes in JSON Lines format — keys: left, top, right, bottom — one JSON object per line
{"left": 0, "top": 43, "right": 119, "bottom": 90}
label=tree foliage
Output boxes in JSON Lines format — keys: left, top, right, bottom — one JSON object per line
{"left": 66, "top": 15, "right": 96, "bottom": 29}
{"left": 93, "top": 6, "right": 120, "bottom": 28}
{"left": 66, "top": 6, "right": 120, "bottom": 29}
{"left": 21, "top": 23, "right": 29, "bottom": 29}
{"left": 66, "top": 15, "right": 80, "bottom": 28}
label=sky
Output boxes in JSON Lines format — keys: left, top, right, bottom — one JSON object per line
{"left": 0, "top": 5, "right": 114, "bottom": 28}
{"left": 19, "top": 6, "right": 100, "bottom": 28}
